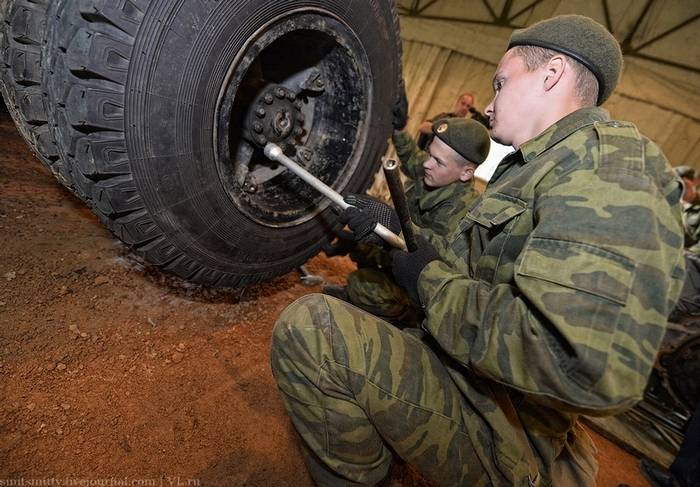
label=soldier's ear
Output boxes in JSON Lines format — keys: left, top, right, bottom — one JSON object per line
{"left": 459, "top": 165, "right": 475, "bottom": 182}
{"left": 543, "top": 55, "right": 566, "bottom": 93}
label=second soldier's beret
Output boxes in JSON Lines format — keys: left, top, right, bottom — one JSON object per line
{"left": 432, "top": 118, "right": 490, "bottom": 165}
{"left": 507, "top": 14, "right": 622, "bottom": 105}
{"left": 674, "top": 165, "right": 696, "bottom": 179}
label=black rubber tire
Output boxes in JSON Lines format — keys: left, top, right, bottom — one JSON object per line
{"left": 39, "top": 0, "right": 402, "bottom": 287}
{"left": 0, "top": 0, "right": 66, "bottom": 184}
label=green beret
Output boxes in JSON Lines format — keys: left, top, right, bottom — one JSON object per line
{"left": 674, "top": 165, "right": 696, "bottom": 179}
{"left": 508, "top": 14, "right": 622, "bottom": 105}
{"left": 431, "top": 118, "right": 490, "bottom": 165}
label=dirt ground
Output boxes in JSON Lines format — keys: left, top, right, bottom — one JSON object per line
{"left": 0, "top": 109, "right": 652, "bottom": 486}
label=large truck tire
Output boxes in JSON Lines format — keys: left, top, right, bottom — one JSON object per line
{"left": 0, "top": 0, "right": 66, "bottom": 183}
{"left": 1, "top": 0, "right": 402, "bottom": 287}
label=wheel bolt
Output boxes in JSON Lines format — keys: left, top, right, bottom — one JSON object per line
{"left": 287, "top": 92, "right": 296, "bottom": 101}
{"left": 255, "top": 107, "right": 266, "bottom": 118}
{"left": 276, "top": 87, "right": 286, "bottom": 99}
{"left": 253, "top": 121, "right": 263, "bottom": 133}
{"left": 264, "top": 94, "right": 274, "bottom": 104}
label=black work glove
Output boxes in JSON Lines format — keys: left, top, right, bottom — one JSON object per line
{"left": 339, "top": 194, "right": 400, "bottom": 246}
{"left": 321, "top": 231, "right": 357, "bottom": 257}
{"left": 392, "top": 80, "right": 409, "bottom": 131}
{"left": 391, "top": 235, "right": 439, "bottom": 304}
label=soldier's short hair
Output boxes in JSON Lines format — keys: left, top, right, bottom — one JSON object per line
{"left": 457, "top": 92, "right": 474, "bottom": 105}
{"left": 512, "top": 45, "right": 599, "bottom": 106}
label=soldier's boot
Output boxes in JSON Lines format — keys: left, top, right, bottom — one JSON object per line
{"left": 321, "top": 284, "right": 349, "bottom": 302}
{"left": 640, "top": 459, "right": 680, "bottom": 487}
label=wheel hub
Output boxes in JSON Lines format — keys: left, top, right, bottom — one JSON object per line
{"left": 245, "top": 84, "right": 304, "bottom": 150}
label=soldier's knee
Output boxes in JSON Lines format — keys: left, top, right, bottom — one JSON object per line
{"left": 271, "top": 293, "right": 328, "bottom": 351}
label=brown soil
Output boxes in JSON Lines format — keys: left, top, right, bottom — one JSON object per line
{"left": 0, "top": 110, "right": 650, "bottom": 486}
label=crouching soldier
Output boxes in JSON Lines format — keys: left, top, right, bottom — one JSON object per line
{"left": 332, "top": 110, "right": 490, "bottom": 325}
{"left": 271, "top": 14, "right": 685, "bottom": 487}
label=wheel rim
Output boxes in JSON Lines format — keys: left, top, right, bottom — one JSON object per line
{"left": 215, "top": 12, "right": 371, "bottom": 228}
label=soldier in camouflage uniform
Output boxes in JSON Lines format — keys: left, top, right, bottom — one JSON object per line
{"left": 271, "top": 14, "right": 685, "bottom": 487}
{"left": 674, "top": 166, "right": 700, "bottom": 252}
{"left": 669, "top": 166, "right": 700, "bottom": 320}
{"left": 343, "top": 116, "right": 490, "bottom": 324}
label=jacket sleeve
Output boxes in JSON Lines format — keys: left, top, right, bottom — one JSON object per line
{"left": 392, "top": 130, "right": 426, "bottom": 181}
{"left": 417, "top": 146, "right": 686, "bottom": 415}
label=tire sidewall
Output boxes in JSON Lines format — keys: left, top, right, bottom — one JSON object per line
{"left": 124, "top": 0, "right": 398, "bottom": 282}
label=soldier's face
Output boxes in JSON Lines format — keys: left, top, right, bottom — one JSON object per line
{"left": 485, "top": 49, "right": 543, "bottom": 148}
{"left": 453, "top": 95, "right": 473, "bottom": 117}
{"left": 683, "top": 177, "right": 698, "bottom": 203}
{"left": 423, "top": 137, "right": 475, "bottom": 188}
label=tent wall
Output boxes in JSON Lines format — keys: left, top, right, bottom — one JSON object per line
{"left": 398, "top": 16, "right": 700, "bottom": 171}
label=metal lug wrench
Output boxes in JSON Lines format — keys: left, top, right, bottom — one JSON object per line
{"left": 263, "top": 143, "right": 407, "bottom": 251}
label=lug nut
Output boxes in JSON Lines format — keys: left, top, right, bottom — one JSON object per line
{"left": 264, "top": 94, "right": 274, "bottom": 104}
{"left": 253, "top": 121, "right": 263, "bottom": 133}
{"left": 256, "top": 134, "right": 267, "bottom": 145}
{"left": 287, "top": 92, "right": 296, "bottom": 101}
{"left": 294, "top": 100, "right": 303, "bottom": 109}
{"left": 255, "top": 107, "right": 266, "bottom": 118}
{"left": 276, "top": 87, "right": 286, "bottom": 99}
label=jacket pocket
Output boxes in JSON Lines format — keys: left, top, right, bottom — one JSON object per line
{"left": 516, "top": 237, "right": 636, "bottom": 390}
{"left": 465, "top": 192, "right": 527, "bottom": 229}
{"left": 517, "top": 237, "right": 635, "bottom": 306}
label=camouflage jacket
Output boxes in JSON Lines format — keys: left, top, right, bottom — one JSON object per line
{"left": 392, "top": 131, "right": 479, "bottom": 239}
{"left": 682, "top": 200, "right": 700, "bottom": 252}
{"left": 416, "top": 108, "right": 686, "bottom": 481}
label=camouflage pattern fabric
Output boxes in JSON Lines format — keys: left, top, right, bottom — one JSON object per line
{"left": 418, "top": 107, "right": 685, "bottom": 481}
{"left": 271, "top": 107, "right": 685, "bottom": 485}
{"left": 271, "top": 294, "right": 501, "bottom": 486}
{"left": 345, "top": 131, "right": 479, "bottom": 323}
{"left": 681, "top": 200, "right": 700, "bottom": 253}
{"left": 346, "top": 268, "right": 414, "bottom": 323}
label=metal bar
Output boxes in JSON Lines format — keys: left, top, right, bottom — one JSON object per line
{"left": 622, "top": 0, "right": 655, "bottom": 47}
{"left": 263, "top": 143, "right": 407, "bottom": 251}
{"left": 601, "top": 0, "right": 613, "bottom": 33}
{"left": 383, "top": 159, "right": 418, "bottom": 252}
{"left": 480, "top": 0, "right": 497, "bottom": 21}
{"left": 629, "top": 13, "right": 700, "bottom": 53}
{"left": 400, "top": 13, "right": 513, "bottom": 28}
{"left": 507, "top": 0, "right": 545, "bottom": 23}
{"left": 626, "top": 51, "right": 700, "bottom": 75}
{"left": 417, "top": 0, "right": 440, "bottom": 15}
{"left": 500, "top": 0, "right": 513, "bottom": 23}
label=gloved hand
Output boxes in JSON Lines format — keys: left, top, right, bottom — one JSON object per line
{"left": 391, "top": 235, "right": 439, "bottom": 304}
{"left": 392, "top": 80, "right": 409, "bottom": 131}
{"left": 339, "top": 194, "right": 400, "bottom": 246}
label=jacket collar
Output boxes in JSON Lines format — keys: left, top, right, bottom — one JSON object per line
{"left": 418, "top": 179, "right": 474, "bottom": 211}
{"left": 519, "top": 107, "right": 609, "bottom": 163}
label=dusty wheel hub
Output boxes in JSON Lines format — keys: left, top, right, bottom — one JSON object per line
{"left": 246, "top": 84, "right": 304, "bottom": 150}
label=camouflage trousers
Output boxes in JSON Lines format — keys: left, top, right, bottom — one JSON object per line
{"left": 271, "top": 294, "right": 599, "bottom": 486}
{"left": 345, "top": 268, "right": 417, "bottom": 325}
{"left": 270, "top": 293, "right": 497, "bottom": 486}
